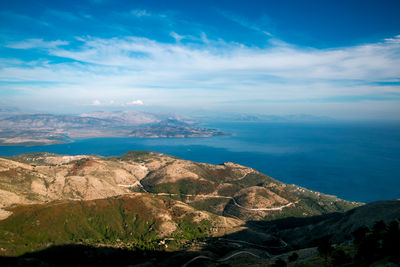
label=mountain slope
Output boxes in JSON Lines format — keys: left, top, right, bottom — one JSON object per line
{"left": 1, "top": 151, "right": 399, "bottom": 266}
{"left": 0, "top": 193, "right": 243, "bottom": 256}
{"left": 0, "top": 151, "right": 360, "bottom": 222}
{"left": 1, "top": 199, "right": 398, "bottom": 266}
{"left": 259, "top": 199, "right": 400, "bottom": 247}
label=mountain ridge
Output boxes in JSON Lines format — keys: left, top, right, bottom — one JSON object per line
{"left": 0, "top": 112, "right": 227, "bottom": 145}
{"left": 0, "top": 151, "right": 360, "bottom": 222}
{"left": 0, "top": 151, "right": 399, "bottom": 266}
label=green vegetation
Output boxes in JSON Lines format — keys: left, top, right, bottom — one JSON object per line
{"left": 143, "top": 178, "right": 217, "bottom": 196}
{"left": 288, "top": 252, "right": 299, "bottom": 262}
{"left": 230, "top": 172, "right": 275, "bottom": 187}
{"left": 189, "top": 164, "right": 236, "bottom": 183}
{"left": 0, "top": 244, "right": 172, "bottom": 267}
{"left": 217, "top": 184, "right": 241, "bottom": 196}
{"left": 173, "top": 218, "right": 212, "bottom": 241}
{"left": 313, "top": 220, "right": 400, "bottom": 266}
{"left": 353, "top": 220, "right": 400, "bottom": 265}
{"left": 118, "top": 151, "right": 156, "bottom": 162}
{"left": 0, "top": 195, "right": 217, "bottom": 256}
{"left": 190, "top": 198, "right": 230, "bottom": 215}
{"left": 117, "top": 151, "right": 178, "bottom": 163}
{"left": 0, "top": 167, "right": 45, "bottom": 202}
{"left": 0, "top": 150, "right": 369, "bottom": 265}
{"left": 5, "top": 152, "right": 58, "bottom": 165}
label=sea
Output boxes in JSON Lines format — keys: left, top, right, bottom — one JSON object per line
{"left": 1, "top": 121, "right": 399, "bottom": 203}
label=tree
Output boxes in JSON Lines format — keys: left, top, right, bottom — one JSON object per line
{"left": 317, "top": 238, "right": 334, "bottom": 260}
{"left": 352, "top": 226, "right": 369, "bottom": 245}
{"left": 272, "top": 258, "right": 287, "bottom": 267}
{"left": 382, "top": 220, "right": 400, "bottom": 262}
{"left": 288, "top": 252, "right": 299, "bottom": 262}
{"left": 372, "top": 220, "right": 387, "bottom": 238}
{"left": 331, "top": 249, "right": 352, "bottom": 266}
{"left": 355, "top": 233, "right": 380, "bottom": 264}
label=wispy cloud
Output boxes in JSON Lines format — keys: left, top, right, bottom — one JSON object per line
{"left": 9, "top": 35, "right": 399, "bottom": 82}
{"left": 170, "top": 32, "right": 184, "bottom": 42}
{"left": 116, "top": 8, "right": 168, "bottom": 20}
{"left": 1, "top": 34, "right": 400, "bottom": 117}
{"left": 217, "top": 9, "right": 274, "bottom": 37}
{"left": 6, "top": 38, "right": 69, "bottom": 49}
{"left": 130, "top": 9, "right": 152, "bottom": 18}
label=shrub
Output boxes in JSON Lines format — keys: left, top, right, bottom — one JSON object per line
{"left": 288, "top": 252, "right": 299, "bottom": 262}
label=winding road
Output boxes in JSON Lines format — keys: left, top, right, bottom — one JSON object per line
{"left": 181, "top": 251, "right": 261, "bottom": 267}
{"left": 230, "top": 197, "right": 295, "bottom": 211}
{"left": 153, "top": 192, "right": 295, "bottom": 212}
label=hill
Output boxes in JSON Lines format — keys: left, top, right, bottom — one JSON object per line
{"left": 0, "top": 112, "right": 228, "bottom": 145}
{"left": 0, "top": 151, "right": 360, "bottom": 222}
{"left": 3, "top": 151, "right": 398, "bottom": 266}
{"left": 0, "top": 193, "right": 242, "bottom": 257}
{"left": 1, "top": 199, "right": 398, "bottom": 266}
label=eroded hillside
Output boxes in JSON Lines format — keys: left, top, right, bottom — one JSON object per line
{"left": 0, "top": 151, "right": 360, "bottom": 222}
{"left": 0, "top": 193, "right": 243, "bottom": 256}
{"left": 2, "top": 151, "right": 399, "bottom": 266}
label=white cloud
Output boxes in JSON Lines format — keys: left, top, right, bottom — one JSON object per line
{"left": 126, "top": 100, "right": 144, "bottom": 105}
{"left": 1, "top": 34, "right": 400, "bottom": 118}
{"left": 92, "top": 99, "right": 101, "bottom": 105}
{"left": 170, "top": 32, "right": 184, "bottom": 42}
{"left": 263, "top": 31, "right": 273, "bottom": 37}
{"left": 39, "top": 35, "right": 400, "bottom": 83}
{"left": 6, "top": 39, "right": 68, "bottom": 49}
{"left": 130, "top": 9, "right": 151, "bottom": 17}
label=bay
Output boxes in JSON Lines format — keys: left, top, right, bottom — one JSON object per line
{"left": 1, "top": 121, "right": 399, "bottom": 203}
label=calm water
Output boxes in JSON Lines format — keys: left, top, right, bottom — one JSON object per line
{"left": 1, "top": 121, "right": 399, "bottom": 203}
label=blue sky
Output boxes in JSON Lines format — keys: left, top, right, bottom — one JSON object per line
{"left": 1, "top": 0, "right": 400, "bottom": 119}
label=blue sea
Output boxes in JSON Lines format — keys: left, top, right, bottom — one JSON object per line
{"left": 1, "top": 121, "right": 399, "bottom": 203}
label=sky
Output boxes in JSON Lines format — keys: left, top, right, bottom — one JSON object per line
{"left": 1, "top": 0, "right": 400, "bottom": 119}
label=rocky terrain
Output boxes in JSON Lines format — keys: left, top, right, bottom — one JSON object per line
{"left": 0, "top": 151, "right": 398, "bottom": 266}
{"left": 0, "top": 151, "right": 359, "bottom": 221}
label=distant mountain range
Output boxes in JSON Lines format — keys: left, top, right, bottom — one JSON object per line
{"left": 129, "top": 118, "right": 227, "bottom": 138}
{"left": 0, "top": 111, "right": 227, "bottom": 146}
{"left": 1, "top": 151, "right": 398, "bottom": 266}
{"left": 0, "top": 106, "right": 337, "bottom": 146}
{"left": 194, "top": 112, "right": 335, "bottom": 122}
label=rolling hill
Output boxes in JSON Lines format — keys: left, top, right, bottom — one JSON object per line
{"left": 0, "top": 151, "right": 398, "bottom": 266}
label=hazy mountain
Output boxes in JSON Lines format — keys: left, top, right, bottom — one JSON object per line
{"left": 0, "top": 114, "right": 114, "bottom": 128}
{"left": 79, "top": 110, "right": 160, "bottom": 125}
{"left": 194, "top": 112, "right": 334, "bottom": 122}
{"left": 0, "top": 112, "right": 227, "bottom": 145}
{"left": 129, "top": 119, "right": 228, "bottom": 137}
{"left": 0, "top": 106, "right": 21, "bottom": 119}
